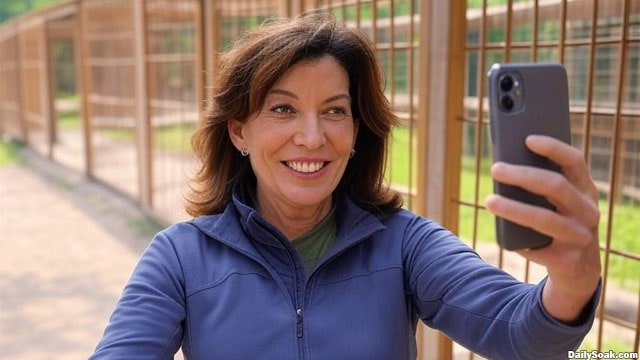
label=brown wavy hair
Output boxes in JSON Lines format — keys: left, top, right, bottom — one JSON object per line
{"left": 186, "top": 14, "right": 402, "bottom": 217}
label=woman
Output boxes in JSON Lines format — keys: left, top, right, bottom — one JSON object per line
{"left": 90, "top": 14, "right": 601, "bottom": 360}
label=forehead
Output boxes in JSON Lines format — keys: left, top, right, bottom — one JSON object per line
{"left": 270, "top": 56, "right": 349, "bottom": 91}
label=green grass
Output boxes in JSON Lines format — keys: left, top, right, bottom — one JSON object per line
{"left": 102, "top": 122, "right": 196, "bottom": 152}
{"left": 57, "top": 109, "right": 80, "bottom": 129}
{"left": 56, "top": 107, "right": 195, "bottom": 152}
{"left": 0, "top": 139, "right": 22, "bottom": 166}
{"left": 467, "top": 0, "right": 530, "bottom": 9}
{"left": 153, "top": 122, "right": 195, "bottom": 152}
{"left": 57, "top": 92, "right": 78, "bottom": 101}
{"left": 387, "top": 125, "right": 417, "bottom": 188}
{"left": 102, "top": 127, "right": 135, "bottom": 142}
{"left": 127, "top": 217, "right": 166, "bottom": 239}
{"left": 457, "top": 155, "right": 498, "bottom": 244}
{"left": 579, "top": 337, "right": 636, "bottom": 354}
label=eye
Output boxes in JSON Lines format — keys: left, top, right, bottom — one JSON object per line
{"left": 326, "top": 107, "right": 346, "bottom": 115}
{"left": 324, "top": 106, "right": 349, "bottom": 120}
{"left": 270, "top": 103, "right": 295, "bottom": 114}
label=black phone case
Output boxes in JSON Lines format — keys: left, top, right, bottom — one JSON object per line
{"left": 487, "top": 63, "right": 572, "bottom": 250}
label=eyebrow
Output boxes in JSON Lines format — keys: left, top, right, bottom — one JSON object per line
{"left": 267, "top": 88, "right": 351, "bottom": 104}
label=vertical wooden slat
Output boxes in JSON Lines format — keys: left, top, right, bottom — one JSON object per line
{"left": 406, "top": 0, "right": 419, "bottom": 354}
{"left": 18, "top": 25, "right": 27, "bottom": 143}
{"left": 636, "top": 285, "right": 640, "bottom": 352}
{"left": 77, "top": 0, "right": 94, "bottom": 177}
{"left": 196, "top": 0, "right": 206, "bottom": 121}
{"left": 470, "top": 0, "right": 488, "bottom": 254}
{"left": 597, "top": 0, "right": 630, "bottom": 351}
{"left": 558, "top": 0, "right": 568, "bottom": 63}
{"left": 532, "top": 0, "right": 539, "bottom": 61}
{"left": 415, "top": 0, "right": 429, "bottom": 220}
{"left": 13, "top": 24, "right": 27, "bottom": 143}
{"left": 389, "top": 0, "right": 395, "bottom": 109}
{"left": 205, "top": 0, "right": 220, "bottom": 88}
{"left": 44, "top": 22, "right": 57, "bottom": 158}
{"left": 134, "top": 0, "right": 152, "bottom": 208}
{"left": 415, "top": 1, "right": 465, "bottom": 359}
{"left": 504, "top": 0, "right": 513, "bottom": 63}
{"left": 443, "top": 0, "right": 465, "bottom": 254}
{"left": 495, "top": 0, "right": 515, "bottom": 271}
{"left": 583, "top": 0, "right": 600, "bottom": 163}
{"left": 415, "top": 0, "right": 430, "bottom": 355}
{"left": 405, "top": 0, "right": 415, "bottom": 212}
{"left": 371, "top": 0, "right": 378, "bottom": 44}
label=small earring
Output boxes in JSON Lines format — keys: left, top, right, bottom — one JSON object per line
{"left": 240, "top": 148, "right": 249, "bottom": 157}
{"left": 349, "top": 149, "right": 356, "bottom": 158}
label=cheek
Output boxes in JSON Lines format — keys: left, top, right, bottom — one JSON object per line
{"left": 244, "top": 123, "right": 287, "bottom": 150}
{"left": 331, "top": 123, "right": 357, "bottom": 151}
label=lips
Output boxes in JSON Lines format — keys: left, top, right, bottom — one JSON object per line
{"left": 285, "top": 161, "right": 326, "bottom": 173}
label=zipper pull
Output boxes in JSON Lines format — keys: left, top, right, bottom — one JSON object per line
{"left": 296, "top": 308, "right": 303, "bottom": 338}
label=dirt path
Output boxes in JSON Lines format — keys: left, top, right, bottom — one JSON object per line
{"left": 0, "top": 147, "right": 170, "bottom": 359}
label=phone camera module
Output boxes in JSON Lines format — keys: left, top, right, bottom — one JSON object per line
{"left": 495, "top": 71, "right": 523, "bottom": 112}
{"left": 500, "top": 95, "right": 515, "bottom": 110}
{"left": 499, "top": 75, "right": 514, "bottom": 92}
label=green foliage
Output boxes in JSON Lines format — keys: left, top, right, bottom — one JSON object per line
{"left": 0, "top": 0, "right": 64, "bottom": 24}
{"left": 386, "top": 125, "right": 416, "bottom": 188}
{"left": 0, "top": 139, "right": 22, "bottom": 166}
{"left": 103, "top": 127, "right": 135, "bottom": 143}
{"left": 57, "top": 109, "right": 80, "bottom": 130}
{"left": 337, "top": 0, "right": 416, "bottom": 22}
{"left": 153, "top": 122, "right": 196, "bottom": 153}
{"left": 56, "top": 107, "right": 195, "bottom": 153}
{"left": 127, "top": 217, "right": 165, "bottom": 238}
{"left": 579, "top": 337, "right": 636, "bottom": 354}
{"left": 52, "top": 39, "right": 76, "bottom": 96}
{"left": 467, "top": 0, "right": 531, "bottom": 9}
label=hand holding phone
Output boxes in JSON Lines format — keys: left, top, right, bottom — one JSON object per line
{"left": 487, "top": 63, "right": 572, "bottom": 250}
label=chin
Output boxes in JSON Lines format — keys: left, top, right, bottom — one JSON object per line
{"left": 285, "top": 189, "right": 333, "bottom": 207}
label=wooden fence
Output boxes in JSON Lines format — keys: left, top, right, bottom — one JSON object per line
{"left": 0, "top": 0, "right": 638, "bottom": 358}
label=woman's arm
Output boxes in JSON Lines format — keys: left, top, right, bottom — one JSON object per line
{"left": 89, "top": 231, "right": 186, "bottom": 359}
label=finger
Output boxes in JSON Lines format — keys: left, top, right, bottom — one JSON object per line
{"left": 525, "top": 135, "right": 599, "bottom": 202}
{"left": 491, "top": 162, "right": 600, "bottom": 228}
{"left": 485, "top": 194, "right": 593, "bottom": 246}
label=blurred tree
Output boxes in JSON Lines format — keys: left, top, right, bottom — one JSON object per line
{"left": 53, "top": 39, "right": 76, "bottom": 96}
{"left": 0, "top": 0, "right": 64, "bottom": 24}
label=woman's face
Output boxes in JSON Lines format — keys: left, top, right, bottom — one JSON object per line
{"left": 228, "top": 56, "right": 357, "bottom": 215}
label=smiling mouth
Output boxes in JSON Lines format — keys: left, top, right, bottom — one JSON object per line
{"left": 284, "top": 161, "right": 327, "bottom": 173}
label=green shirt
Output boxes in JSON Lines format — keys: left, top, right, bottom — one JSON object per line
{"left": 291, "top": 208, "right": 337, "bottom": 276}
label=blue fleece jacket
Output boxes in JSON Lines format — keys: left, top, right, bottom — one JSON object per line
{"left": 90, "top": 192, "right": 598, "bottom": 359}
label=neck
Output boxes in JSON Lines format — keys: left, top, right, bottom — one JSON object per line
{"left": 256, "top": 197, "right": 333, "bottom": 240}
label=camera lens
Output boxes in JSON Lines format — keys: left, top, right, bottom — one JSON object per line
{"left": 500, "top": 95, "right": 514, "bottom": 110}
{"left": 499, "top": 75, "right": 514, "bottom": 92}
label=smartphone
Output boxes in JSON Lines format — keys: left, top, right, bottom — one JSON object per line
{"left": 487, "top": 62, "right": 572, "bottom": 250}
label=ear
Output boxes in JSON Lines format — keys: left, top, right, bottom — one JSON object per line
{"left": 227, "top": 119, "right": 246, "bottom": 151}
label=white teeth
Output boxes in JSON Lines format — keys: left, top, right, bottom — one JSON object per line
{"left": 285, "top": 161, "right": 325, "bottom": 173}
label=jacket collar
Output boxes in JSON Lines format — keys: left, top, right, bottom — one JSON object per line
{"left": 190, "top": 186, "right": 387, "bottom": 258}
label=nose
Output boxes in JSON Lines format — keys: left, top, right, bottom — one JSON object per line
{"left": 293, "top": 113, "right": 326, "bottom": 150}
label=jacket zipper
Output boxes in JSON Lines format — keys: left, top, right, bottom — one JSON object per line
{"left": 296, "top": 308, "right": 303, "bottom": 338}
{"left": 280, "top": 239, "right": 306, "bottom": 359}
